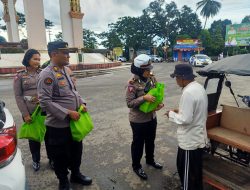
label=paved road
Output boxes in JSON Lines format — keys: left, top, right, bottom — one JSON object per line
{"left": 0, "top": 62, "right": 249, "bottom": 190}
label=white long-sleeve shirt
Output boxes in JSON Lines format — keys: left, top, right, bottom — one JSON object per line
{"left": 169, "top": 81, "right": 208, "bottom": 150}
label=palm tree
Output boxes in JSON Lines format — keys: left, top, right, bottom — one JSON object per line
{"left": 196, "top": 0, "right": 221, "bottom": 29}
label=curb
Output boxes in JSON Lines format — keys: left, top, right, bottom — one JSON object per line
{"left": 0, "top": 64, "right": 131, "bottom": 79}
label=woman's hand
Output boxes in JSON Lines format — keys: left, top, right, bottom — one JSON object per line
{"left": 143, "top": 94, "right": 155, "bottom": 103}
{"left": 24, "top": 115, "right": 32, "bottom": 123}
{"left": 81, "top": 104, "right": 88, "bottom": 112}
{"left": 68, "top": 110, "right": 80, "bottom": 121}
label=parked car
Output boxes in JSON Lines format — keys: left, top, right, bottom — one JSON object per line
{"left": 150, "top": 55, "right": 163, "bottom": 62}
{"left": 117, "top": 56, "right": 127, "bottom": 62}
{"left": 189, "top": 54, "right": 212, "bottom": 67}
{"left": 0, "top": 100, "right": 26, "bottom": 190}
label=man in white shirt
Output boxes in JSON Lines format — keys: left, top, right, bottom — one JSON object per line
{"left": 166, "top": 64, "right": 208, "bottom": 190}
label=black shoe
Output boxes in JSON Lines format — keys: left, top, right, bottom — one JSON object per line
{"left": 32, "top": 161, "right": 40, "bottom": 171}
{"left": 49, "top": 159, "right": 54, "bottom": 170}
{"left": 58, "top": 179, "right": 71, "bottom": 190}
{"left": 146, "top": 161, "right": 163, "bottom": 169}
{"left": 133, "top": 168, "right": 148, "bottom": 180}
{"left": 70, "top": 173, "right": 92, "bottom": 185}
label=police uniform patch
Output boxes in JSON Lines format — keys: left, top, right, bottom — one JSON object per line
{"left": 128, "top": 86, "right": 135, "bottom": 92}
{"left": 44, "top": 77, "right": 53, "bottom": 85}
{"left": 56, "top": 73, "right": 62, "bottom": 78}
{"left": 58, "top": 80, "right": 66, "bottom": 87}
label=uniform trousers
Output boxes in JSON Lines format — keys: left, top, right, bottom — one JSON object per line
{"left": 177, "top": 147, "right": 203, "bottom": 190}
{"left": 45, "top": 126, "right": 82, "bottom": 182}
{"left": 130, "top": 118, "right": 157, "bottom": 170}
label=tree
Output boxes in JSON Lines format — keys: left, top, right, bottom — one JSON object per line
{"left": 99, "top": 30, "right": 123, "bottom": 49}
{"left": 241, "top": 15, "right": 250, "bottom": 23}
{"left": 83, "top": 29, "right": 98, "bottom": 49}
{"left": 45, "top": 19, "right": 54, "bottom": 29}
{"left": 0, "top": 36, "right": 7, "bottom": 43}
{"left": 199, "top": 29, "right": 213, "bottom": 55}
{"left": 17, "top": 12, "right": 26, "bottom": 27}
{"left": 196, "top": 0, "right": 222, "bottom": 29}
{"left": 54, "top": 32, "right": 63, "bottom": 42}
{"left": 211, "top": 26, "right": 224, "bottom": 55}
{"left": 209, "top": 19, "right": 232, "bottom": 39}
{"left": 178, "top": 5, "right": 202, "bottom": 38}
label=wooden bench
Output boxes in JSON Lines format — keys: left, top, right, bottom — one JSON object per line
{"left": 206, "top": 105, "right": 250, "bottom": 153}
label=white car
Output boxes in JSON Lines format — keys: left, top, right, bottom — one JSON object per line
{"left": 0, "top": 101, "right": 27, "bottom": 190}
{"left": 150, "top": 55, "right": 163, "bottom": 62}
{"left": 117, "top": 56, "right": 127, "bottom": 62}
{"left": 189, "top": 54, "right": 212, "bottom": 67}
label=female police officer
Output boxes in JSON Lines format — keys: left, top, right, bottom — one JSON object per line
{"left": 125, "top": 54, "right": 164, "bottom": 180}
{"left": 13, "top": 49, "right": 43, "bottom": 171}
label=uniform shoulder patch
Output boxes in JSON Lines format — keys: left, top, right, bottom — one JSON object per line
{"left": 127, "top": 85, "right": 135, "bottom": 93}
{"left": 44, "top": 77, "right": 53, "bottom": 85}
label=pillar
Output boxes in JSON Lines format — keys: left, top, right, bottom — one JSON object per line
{"left": 23, "top": 0, "right": 47, "bottom": 50}
{"left": 1, "top": 0, "right": 20, "bottom": 42}
{"left": 60, "top": 0, "right": 84, "bottom": 48}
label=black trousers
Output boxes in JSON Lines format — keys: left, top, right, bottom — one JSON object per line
{"left": 130, "top": 118, "right": 157, "bottom": 170}
{"left": 45, "top": 126, "right": 82, "bottom": 181}
{"left": 177, "top": 147, "right": 203, "bottom": 190}
{"left": 28, "top": 140, "right": 41, "bottom": 163}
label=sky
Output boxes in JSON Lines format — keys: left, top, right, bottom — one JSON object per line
{"left": 0, "top": 0, "right": 249, "bottom": 42}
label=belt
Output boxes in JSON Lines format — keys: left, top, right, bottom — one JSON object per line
{"left": 24, "top": 96, "right": 38, "bottom": 103}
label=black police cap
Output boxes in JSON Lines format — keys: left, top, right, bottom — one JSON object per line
{"left": 47, "top": 41, "right": 69, "bottom": 53}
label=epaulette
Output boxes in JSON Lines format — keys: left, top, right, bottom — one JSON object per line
{"left": 128, "top": 77, "right": 137, "bottom": 85}
{"left": 37, "top": 68, "right": 42, "bottom": 73}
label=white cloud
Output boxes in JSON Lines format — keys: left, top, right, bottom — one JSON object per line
{"left": 0, "top": 0, "right": 249, "bottom": 40}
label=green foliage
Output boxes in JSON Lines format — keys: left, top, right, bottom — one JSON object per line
{"left": 100, "top": 0, "right": 202, "bottom": 51}
{"left": 99, "top": 30, "right": 123, "bottom": 49}
{"left": 196, "top": 0, "right": 221, "bottom": 28}
{"left": 17, "top": 12, "right": 26, "bottom": 27}
{"left": 45, "top": 19, "right": 54, "bottom": 29}
{"left": 54, "top": 32, "right": 63, "bottom": 42}
{"left": 0, "top": 36, "right": 7, "bottom": 43}
{"left": 178, "top": 6, "right": 202, "bottom": 38}
{"left": 209, "top": 19, "right": 232, "bottom": 39}
{"left": 83, "top": 29, "right": 98, "bottom": 49}
{"left": 241, "top": 15, "right": 250, "bottom": 23}
{"left": 239, "top": 48, "right": 248, "bottom": 54}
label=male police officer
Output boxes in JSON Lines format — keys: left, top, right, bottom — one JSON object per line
{"left": 37, "top": 41, "right": 92, "bottom": 190}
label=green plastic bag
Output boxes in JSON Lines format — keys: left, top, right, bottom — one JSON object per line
{"left": 139, "top": 82, "right": 165, "bottom": 113}
{"left": 18, "top": 106, "right": 46, "bottom": 142}
{"left": 70, "top": 105, "right": 94, "bottom": 142}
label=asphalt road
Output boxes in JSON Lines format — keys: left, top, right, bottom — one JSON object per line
{"left": 0, "top": 62, "right": 249, "bottom": 190}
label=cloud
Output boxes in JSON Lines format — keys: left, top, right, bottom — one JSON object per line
{"left": 0, "top": 0, "right": 249, "bottom": 39}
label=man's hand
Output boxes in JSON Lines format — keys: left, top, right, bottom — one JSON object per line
{"left": 155, "top": 103, "right": 164, "bottom": 111}
{"left": 68, "top": 110, "right": 80, "bottom": 121}
{"left": 173, "top": 109, "right": 179, "bottom": 113}
{"left": 81, "top": 104, "right": 88, "bottom": 112}
{"left": 143, "top": 94, "right": 155, "bottom": 103}
{"left": 24, "top": 115, "right": 32, "bottom": 123}
{"left": 164, "top": 111, "right": 170, "bottom": 118}
{"left": 164, "top": 109, "right": 178, "bottom": 118}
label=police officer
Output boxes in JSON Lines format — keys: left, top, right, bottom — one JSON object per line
{"left": 13, "top": 49, "right": 47, "bottom": 171}
{"left": 125, "top": 54, "right": 164, "bottom": 180}
{"left": 37, "top": 41, "right": 92, "bottom": 190}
